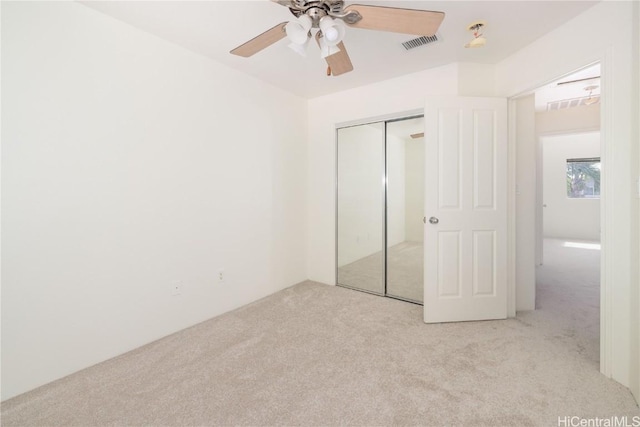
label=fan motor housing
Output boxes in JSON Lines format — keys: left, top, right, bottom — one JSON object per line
{"left": 304, "top": 7, "right": 327, "bottom": 22}
{"left": 288, "top": 0, "right": 345, "bottom": 24}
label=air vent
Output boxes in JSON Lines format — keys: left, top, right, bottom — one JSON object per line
{"left": 546, "top": 95, "right": 600, "bottom": 111}
{"left": 402, "top": 34, "right": 440, "bottom": 50}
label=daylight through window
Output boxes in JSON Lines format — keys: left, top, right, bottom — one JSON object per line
{"left": 566, "top": 157, "right": 600, "bottom": 198}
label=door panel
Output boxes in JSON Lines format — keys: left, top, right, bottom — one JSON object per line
{"left": 438, "top": 110, "right": 462, "bottom": 210}
{"left": 424, "top": 97, "right": 507, "bottom": 323}
{"left": 472, "top": 230, "right": 496, "bottom": 296}
{"left": 437, "top": 231, "right": 461, "bottom": 298}
{"left": 473, "top": 110, "right": 497, "bottom": 210}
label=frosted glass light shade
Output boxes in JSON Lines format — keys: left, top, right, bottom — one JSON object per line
{"left": 319, "top": 17, "right": 345, "bottom": 46}
{"left": 286, "top": 15, "right": 312, "bottom": 45}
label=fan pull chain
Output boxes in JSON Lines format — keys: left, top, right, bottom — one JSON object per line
{"left": 327, "top": 66, "right": 332, "bottom": 76}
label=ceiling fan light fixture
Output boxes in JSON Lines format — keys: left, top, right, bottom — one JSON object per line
{"left": 285, "top": 14, "right": 312, "bottom": 45}
{"left": 319, "top": 16, "right": 346, "bottom": 46}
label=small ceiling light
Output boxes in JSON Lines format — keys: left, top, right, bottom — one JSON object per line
{"left": 584, "top": 85, "right": 599, "bottom": 105}
{"left": 464, "top": 21, "right": 486, "bottom": 48}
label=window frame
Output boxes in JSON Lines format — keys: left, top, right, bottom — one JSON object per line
{"left": 566, "top": 157, "right": 601, "bottom": 199}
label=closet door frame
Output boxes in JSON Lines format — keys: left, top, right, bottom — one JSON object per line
{"left": 335, "top": 110, "right": 424, "bottom": 303}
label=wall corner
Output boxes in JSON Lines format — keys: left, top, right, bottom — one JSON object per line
{"left": 457, "top": 62, "right": 498, "bottom": 97}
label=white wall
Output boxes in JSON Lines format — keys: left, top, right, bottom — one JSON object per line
{"left": 542, "top": 132, "right": 600, "bottom": 241}
{"left": 336, "top": 124, "right": 385, "bottom": 267}
{"left": 537, "top": 104, "right": 600, "bottom": 134}
{"left": 307, "top": 64, "right": 459, "bottom": 285}
{"left": 457, "top": 63, "right": 497, "bottom": 97}
{"left": 1, "top": 1, "right": 307, "bottom": 400}
{"left": 535, "top": 104, "right": 601, "bottom": 265}
{"left": 495, "top": 0, "right": 638, "bottom": 391}
{"left": 404, "top": 139, "right": 425, "bottom": 243}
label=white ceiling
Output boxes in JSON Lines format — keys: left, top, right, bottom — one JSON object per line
{"left": 81, "top": 0, "right": 599, "bottom": 99}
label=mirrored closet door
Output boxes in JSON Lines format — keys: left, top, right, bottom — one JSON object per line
{"left": 336, "top": 123, "right": 385, "bottom": 295}
{"left": 336, "top": 116, "right": 425, "bottom": 304}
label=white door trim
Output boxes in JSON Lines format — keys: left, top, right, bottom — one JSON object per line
{"left": 599, "top": 48, "right": 614, "bottom": 379}
{"left": 507, "top": 100, "right": 517, "bottom": 318}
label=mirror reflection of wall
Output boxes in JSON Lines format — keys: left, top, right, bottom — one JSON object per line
{"left": 336, "top": 116, "right": 425, "bottom": 304}
{"left": 336, "top": 123, "right": 385, "bottom": 295}
{"left": 386, "top": 118, "right": 425, "bottom": 303}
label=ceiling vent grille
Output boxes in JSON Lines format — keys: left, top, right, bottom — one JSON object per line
{"left": 547, "top": 95, "right": 600, "bottom": 111}
{"left": 402, "top": 34, "right": 440, "bottom": 50}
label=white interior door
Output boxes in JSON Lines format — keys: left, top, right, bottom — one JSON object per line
{"left": 424, "top": 96, "right": 508, "bottom": 323}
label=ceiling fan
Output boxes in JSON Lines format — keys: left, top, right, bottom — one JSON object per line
{"left": 230, "top": 1, "right": 445, "bottom": 77}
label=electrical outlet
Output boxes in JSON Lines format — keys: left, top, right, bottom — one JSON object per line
{"left": 218, "top": 269, "right": 225, "bottom": 284}
{"left": 171, "top": 281, "right": 183, "bottom": 296}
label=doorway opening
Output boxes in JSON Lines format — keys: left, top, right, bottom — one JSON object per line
{"left": 523, "top": 62, "right": 602, "bottom": 369}
{"left": 538, "top": 131, "right": 601, "bottom": 367}
{"left": 335, "top": 115, "right": 425, "bottom": 305}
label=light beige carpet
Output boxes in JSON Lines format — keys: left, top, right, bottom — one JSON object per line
{"left": 338, "top": 241, "right": 423, "bottom": 302}
{"left": 2, "top": 240, "right": 639, "bottom": 426}
{"left": 535, "top": 238, "right": 602, "bottom": 366}
{"left": 387, "top": 241, "right": 424, "bottom": 303}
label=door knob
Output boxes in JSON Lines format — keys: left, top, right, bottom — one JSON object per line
{"left": 429, "top": 217, "right": 439, "bottom": 225}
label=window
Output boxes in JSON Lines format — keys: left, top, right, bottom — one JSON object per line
{"left": 566, "top": 157, "right": 600, "bottom": 198}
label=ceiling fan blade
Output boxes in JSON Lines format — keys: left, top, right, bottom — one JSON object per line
{"left": 344, "top": 4, "right": 444, "bottom": 36}
{"left": 410, "top": 132, "right": 424, "bottom": 139}
{"left": 230, "top": 22, "right": 288, "bottom": 57}
{"left": 325, "top": 42, "right": 354, "bottom": 76}
{"left": 315, "top": 32, "right": 354, "bottom": 76}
